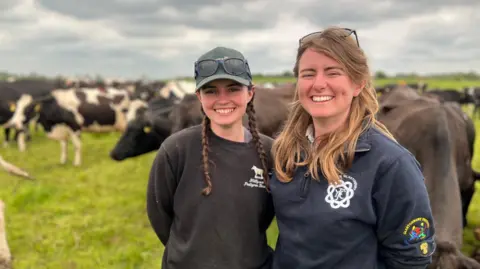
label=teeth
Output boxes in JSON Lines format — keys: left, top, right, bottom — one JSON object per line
{"left": 312, "top": 96, "right": 333, "bottom": 102}
{"left": 215, "top": 108, "right": 235, "bottom": 114}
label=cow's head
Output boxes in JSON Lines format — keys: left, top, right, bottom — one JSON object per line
{"left": 109, "top": 115, "right": 171, "bottom": 161}
{"left": 4, "top": 94, "right": 47, "bottom": 131}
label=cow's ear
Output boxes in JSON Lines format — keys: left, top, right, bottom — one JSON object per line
{"left": 143, "top": 126, "right": 151, "bottom": 133}
{"left": 9, "top": 102, "right": 15, "bottom": 112}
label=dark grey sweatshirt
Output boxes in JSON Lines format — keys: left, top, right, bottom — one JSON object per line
{"left": 147, "top": 125, "right": 275, "bottom": 269}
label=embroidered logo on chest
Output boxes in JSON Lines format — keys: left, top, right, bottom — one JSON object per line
{"left": 243, "top": 165, "right": 266, "bottom": 189}
{"left": 325, "top": 174, "right": 358, "bottom": 209}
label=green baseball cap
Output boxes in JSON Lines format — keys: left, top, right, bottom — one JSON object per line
{"left": 194, "top": 46, "right": 252, "bottom": 91}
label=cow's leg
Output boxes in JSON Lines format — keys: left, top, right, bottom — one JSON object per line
{"left": 3, "top": 128, "right": 10, "bottom": 148}
{"left": 60, "top": 140, "right": 68, "bottom": 164}
{"left": 46, "top": 124, "right": 72, "bottom": 165}
{"left": 70, "top": 131, "right": 81, "bottom": 166}
{"left": 17, "top": 131, "right": 26, "bottom": 152}
{"left": 24, "top": 123, "right": 31, "bottom": 142}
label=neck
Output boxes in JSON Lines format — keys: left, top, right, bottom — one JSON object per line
{"left": 312, "top": 109, "right": 350, "bottom": 138}
{"left": 210, "top": 122, "right": 245, "bottom": 142}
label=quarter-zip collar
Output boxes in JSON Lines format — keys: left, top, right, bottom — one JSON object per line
{"left": 305, "top": 124, "right": 371, "bottom": 153}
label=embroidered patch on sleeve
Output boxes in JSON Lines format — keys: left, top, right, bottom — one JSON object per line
{"left": 403, "top": 217, "right": 430, "bottom": 244}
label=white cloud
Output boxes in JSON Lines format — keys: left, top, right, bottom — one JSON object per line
{"left": 0, "top": 0, "right": 478, "bottom": 79}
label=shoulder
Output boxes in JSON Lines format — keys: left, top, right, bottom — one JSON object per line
{"left": 258, "top": 133, "right": 274, "bottom": 149}
{"left": 256, "top": 133, "right": 274, "bottom": 158}
{"left": 161, "top": 124, "right": 202, "bottom": 155}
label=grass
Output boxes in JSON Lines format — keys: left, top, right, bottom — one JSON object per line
{"left": 0, "top": 78, "right": 479, "bottom": 268}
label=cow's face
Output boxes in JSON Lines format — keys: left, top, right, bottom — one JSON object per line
{"left": 109, "top": 118, "right": 162, "bottom": 161}
{"left": 6, "top": 94, "right": 38, "bottom": 130}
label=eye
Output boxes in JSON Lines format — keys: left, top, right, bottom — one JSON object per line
{"left": 327, "top": 72, "right": 341, "bottom": 76}
{"left": 301, "top": 74, "right": 314, "bottom": 78}
{"left": 143, "top": 126, "right": 151, "bottom": 133}
{"left": 203, "top": 89, "right": 216, "bottom": 95}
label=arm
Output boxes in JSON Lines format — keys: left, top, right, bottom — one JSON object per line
{"left": 146, "top": 144, "right": 177, "bottom": 246}
{"left": 373, "top": 153, "right": 436, "bottom": 269}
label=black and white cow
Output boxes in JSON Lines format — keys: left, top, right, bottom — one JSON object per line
{"left": 0, "top": 79, "right": 65, "bottom": 151}
{"left": 0, "top": 85, "right": 22, "bottom": 148}
{"left": 8, "top": 87, "right": 131, "bottom": 166}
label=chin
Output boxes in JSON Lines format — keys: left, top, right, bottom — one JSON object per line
{"left": 210, "top": 118, "right": 237, "bottom": 128}
{"left": 305, "top": 107, "right": 333, "bottom": 118}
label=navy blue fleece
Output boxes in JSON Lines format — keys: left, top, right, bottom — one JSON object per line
{"left": 270, "top": 127, "right": 436, "bottom": 269}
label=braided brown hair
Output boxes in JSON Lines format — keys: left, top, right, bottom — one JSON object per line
{"left": 201, "top": 113, "right": 213, "bottom": 195}
{"left": 200, "top": 87, "right": 271, "bottom": 196}
{"left": 245, "top": 95, "right": 271, "bottom": 192}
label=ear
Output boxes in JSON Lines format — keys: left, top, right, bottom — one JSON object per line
{"left": 353, "top": 80, "right": 366, "bottom": 97}
{"left": 247, "top": 84, "right": 255, "bottom": 103}
{"left": 34, "top": 103, "right": 41, "bottom": 112}
{"left": 195, "top": 91, "right": 202, "bottom": 101}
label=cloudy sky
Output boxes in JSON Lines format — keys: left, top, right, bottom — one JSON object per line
{"left": 0, "top": 0, "right": 479, "bottom": 80}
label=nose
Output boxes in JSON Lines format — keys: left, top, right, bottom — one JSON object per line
{"left": 110, "top": 149, "right": 123, "bottom": 161}
{"left": 312, "top": 74, "right": 327, "bottom": 90}
{"left": 216, "top": 88, "right": 231, "bottom": 101}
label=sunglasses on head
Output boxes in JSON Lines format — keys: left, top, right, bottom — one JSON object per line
{"left": 194, "top": 58, "right": 252, "bottom": 79}
{"left": 299, "top": 28, "right": 360, "bottom": 47}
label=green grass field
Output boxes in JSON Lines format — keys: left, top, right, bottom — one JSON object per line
{"left": 0, "top": 78, "right": 479, "bottom": 268}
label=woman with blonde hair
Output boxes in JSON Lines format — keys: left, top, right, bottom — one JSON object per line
{"left": 269, "top": 27, "right": 436, "bottom": 268}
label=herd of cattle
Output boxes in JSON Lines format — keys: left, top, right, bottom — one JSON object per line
{"left": 1, "top": 78, "right": 480, "bottom": 268}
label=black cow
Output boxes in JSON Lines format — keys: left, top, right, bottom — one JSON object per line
{"left": 423, "top": 88, "right": 475, "bottom": 105}
{"left": 109, "top": 96, "right": 176, "bottom": 161}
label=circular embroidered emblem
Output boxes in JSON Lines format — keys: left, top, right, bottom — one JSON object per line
{"left": 325, "top": 181, "right": 355, "bottom": 209}
{"left": 403, "top": 217, "right": 430, "bottom": 244}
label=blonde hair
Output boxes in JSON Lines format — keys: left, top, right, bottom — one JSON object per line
{"left": 272, "top": 26, "right": 396, "bottom": 184}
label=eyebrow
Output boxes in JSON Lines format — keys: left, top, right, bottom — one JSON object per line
{"left": 299, "top": 68, "right": 316, "bottom": 73}
{"left": 299, "top": 66, "right": 343, "bottom": 73}
{"left": 324, "top": 66, "right": 343, "bottom": 72}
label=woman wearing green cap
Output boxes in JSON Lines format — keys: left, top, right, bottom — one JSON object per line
{"left": 146, "top": 46, "right": 275, "bottom": 269}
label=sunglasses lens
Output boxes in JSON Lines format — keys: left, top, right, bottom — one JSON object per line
{"left": 300, "top": 28, "right": 359, "bottom": 47}
{"left": 224, "top": 58, "right": 246, "bottom": 75}
{"left": 197, "top": 60, "right": 218, "bottom": 77}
